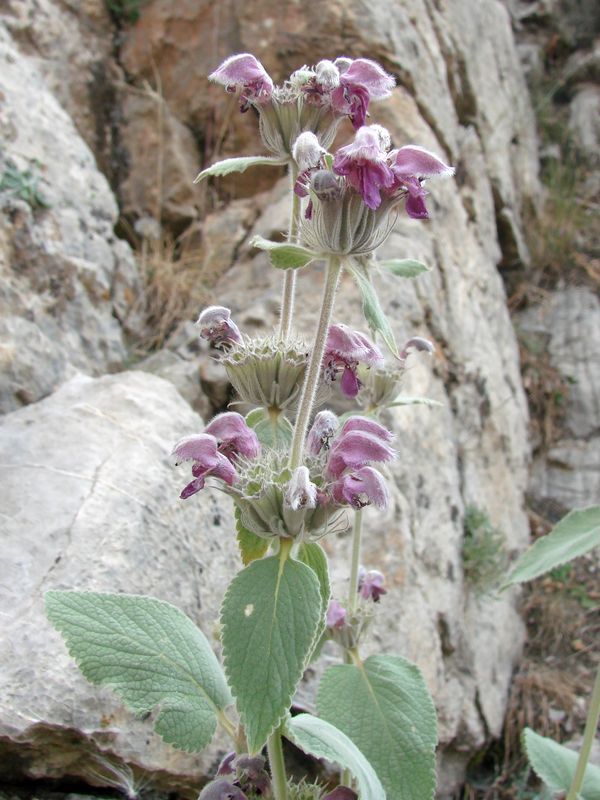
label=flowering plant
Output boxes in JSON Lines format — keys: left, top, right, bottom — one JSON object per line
{"left": 46, "top": 52, "right": 456, "bottom": 800}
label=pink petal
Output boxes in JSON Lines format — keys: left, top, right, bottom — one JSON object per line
{"left": 306, "top": 410, "right": 339, "bottom": 456}
{"left": 340, "top": 365, "right": 361, "bottom": 398}
{"left": 327, "top": 431, "right": 395, "bottom": 479}
{"left": 209, "top": 53, "right": 273, "bottom": 92}
{"left": 326, "top": 599, "right": 347, "bottom": 629}
{"left": 180, "top": 477, "right": 205, "bottom": 500}
{"left": 341, "top": 416, "right": 394, "bottom": 442}
{"left": 326, "top": 324, "right": 384, "bottom": 366}
{"left": 205, "top": 412, "right": 260, "bottom": 460}
{"left": 392, "top": 145, "right": 454, "bottom": 179}
{"left": 171, "top": 433, "right": 219, "bottom": 467}
{"left": 333, "top": 466, "right": 390, "bottom": 509}
{"left": 341, "top": 58, "right": 395, "bottom": 99}
{"left": 211, "top": 453, "right": 237, "bottom": 486}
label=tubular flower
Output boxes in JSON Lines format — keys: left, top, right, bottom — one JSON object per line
{"left": 204, "top": 412, "right": 260, "bottom": 461}
{"left": 388, "top": 145, "right": 454, "bottom": 218}
{"left": 284, "top": 466, "right": 318, "bottom": 510}
{"left": 331, "top": 465, "right": 390, "bottom": 510}
{"left": 326, "top": 599, "right": 348, "bottom": 629}
{"left": 171, "top": 434, "right": 237, "bottom": 499}
{"left": 358, "top": 567, "right": 387, "bottom": 601}
{"left": 306, "top": 410, "right": 339, "bottom": 456}
{"left": 331, "top": 57, "right": 395, "bottom": 129}
{"left": 324, "top": 323, "right": 384, "bottom": 398}
{"left": 340, "top": 415, "right": 395, "bottom": 442}
{"left": 333, "top": 125, "right": 395, "bottom": 210}
{"left": 209, "top": 53, "right": 273, "bottom": 111}
{"left": 197, "top": 306, "right": 243, "bottom": 348}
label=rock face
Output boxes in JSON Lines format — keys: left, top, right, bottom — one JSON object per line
{"left": 0, "top": 0, "right": 547, "bottom": 795}
{"left": 0, "top": 16, "right": 142, "bottom": 414}
{"left": 0, "top": 371, "right": 236, "bottom": 789}
{"left": 517, "top": 287, "right": 600, "bottom": 513}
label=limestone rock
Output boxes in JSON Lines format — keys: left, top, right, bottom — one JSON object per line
{"left": 0, "top": 24, "right": 142, "bottom": 413}
{"left": 518, "top": 286, "right": 600, "bottom": 511}
{"left": 569, "top": 84, "right": 600, "bottom": 159}
{"left": 0, "top": 370, "right": 238, "bottom": 789}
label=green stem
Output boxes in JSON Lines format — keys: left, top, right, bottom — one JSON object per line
{"left": 289, "top": 256, "right": 342, "bottom": 469}
{"left": 278, "top": 164, "right": 300, "bottom": 341}
{"left": 347, "top": 510, "right": 363, "bottom": 617}
{"left": 566, "top": 662, "right": 600, "bottom": 800}
{"left": 267, "top": 727, "right": 289, "bottom": 800}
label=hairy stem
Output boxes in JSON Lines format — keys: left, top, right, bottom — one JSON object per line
{"left": 566, "top": 663, "right": 600, "bottom": 800}
{"left": 278, "top": 164, "right": 301, "bottom": 340}
{"left": 267, "top": 726, "right": 289, "bottom": 800}
{"left": 289, "top": 256, "right": 342, "bottom": 469}
{"left": 347, "top": 510, "right": 363, "bottom": 616}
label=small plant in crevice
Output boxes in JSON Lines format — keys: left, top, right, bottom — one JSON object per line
{"left": 106, "top": 0, "right": 147, "bottom": 24}
{"left": 0, "top": 159, "right": 50, "bottom": 210}
{"left": 462, "top": 505, "right": 508, "bottom": 594}
{"left": 44, "top": 52, "right": 458, "bottom": 800}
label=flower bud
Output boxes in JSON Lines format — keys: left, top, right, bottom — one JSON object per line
{"left": 306, "top": 410, "right": 339, "bottom": 455}
{"left": 285, "top": 466, "right": 317, "bottom": 510}
{"left": 334, "top": 57, "right": 352, "bottom": 74}
{"left": 399, "top": 336, "right": 435, "bottom": 361}
{"left": 198, "top": 778, "right": 247, "bottom": 800}
{"left": 315, "top": 59, "right": 340, "bottom": 90}
{"left": 326, "top": 599, "right": 348, "bottom": 629}
{"left": 323, "top": 788, "right": 358, "bottom": 800}
{"left": 310, "top": 169, "right": 342, "bottom": 202}
{"left": 197, "top": 306, "right": 242, "bottom": 348}
{"left": 292, "top": 131, "right": 326, "bottom": 172}
{"left": 358, "top": 567, "right": 387, "bottom": 602}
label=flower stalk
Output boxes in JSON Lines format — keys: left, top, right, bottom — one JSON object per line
{"left": 566, "top": 662, "right": 600, "bottom": 800}
{"left": 278, "top": 164, "right": 301, "bottom": 340}
{"left": 347, "top": 509, "right": 364, "bottom": 617}
{"left": 267, "top": 725, "right": 289, "bottom": 800}
{"left": 289, "top": 256, "right": 342, "bottom": 469}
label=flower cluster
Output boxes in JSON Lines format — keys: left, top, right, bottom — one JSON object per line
{"left": 209, "top": 53, "right": 395, "bottom": 158}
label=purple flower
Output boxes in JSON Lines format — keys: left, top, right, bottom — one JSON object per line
{"left": 324, "top": 323, "right": 384, "bottom": 398}
{"left": 323, "top": 788, "right": 358, "bottom": 800}
{"left": 332, "top": 466, "right": 390, "bottom": 510}
{"left": 341, "top": 416, "right": 394, "bottom": 443}
{"left": 284, "top": 466, "right": 317, "bottom": 510}
{"left": 326, "top": 429, "right": 395, "bottom": 480}
{"left": 331, "top": 58, "right": 395, "bottom": 129}
{"left": 388, "top": 145, "right": 454, "bottom": 219}
{"left": 171, "top": 434, "right": 236, "bottom": 499}
{"left": 326, "top": 599, "right": 348, "bottom": 629}
{"left": 217, "top": 752, "right": 236, "bottom": 776}
{"left": 333, "top": 125, "right": 395, "bottom": 210}
{"left": 306, "top": 410, "right": 339, "bottom": 456}
{"left": 204, "top": 412, "right": 260, "bottom": 461}
{"left": 198, "top": 779, "right": 247, "bottom": 800}
{"left": 358, "top": 567, "right": 387, "bottom": 601}
{"left": 209, "top": 53, "right": 273, "bottom": 112}
{"left": 197, "top": 306, "right": 243, "bottom": 348}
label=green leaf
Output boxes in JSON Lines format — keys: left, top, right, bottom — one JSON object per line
{"left": 250, "top": 235, "right": 317, "bottom": 270}
{"left": 348, "top": 261, "right": 400, "bottom": 358}
{"left": 503, "top": 506, "right": 600, "bottom": 588}
{"left": 245, "top": 407, "right": 294, "bottom": 449}
{"left": 297, "top": 543, "right": 330, "bottom": 659}
{"left": 523, "top": 728, "right": 600, "bottom": 800}
{"left": 234, "top": 505, "right": 269, "bottom": 566}
{"left": 387, "top": 396, "right": 443, "bottom": 408}
{"left": 45, "top": 591, "right": 232, "bottom": 753}
{"left": 220, "top": 555, "right": 322, "bottom": 753}
{"left": 284, "top": 714, "right": 385, "bottom": 800}
{"left": 379, "top": 259, "right": 431, "bottom": 278}
{"left": 194, "top": 156, "right": 286, "bottom": 183}
{"left": 318, "top": 654, "right": 437, "bottom": 800}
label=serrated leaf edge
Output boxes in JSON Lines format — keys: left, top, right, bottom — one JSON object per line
{"left": 45, "top": 590, "right": 228, "bottom": 753}
{"left": 219, "top": 557, "right": 323, "bottom": 754}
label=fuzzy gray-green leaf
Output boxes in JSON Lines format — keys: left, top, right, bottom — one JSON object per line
{"left": 504, "top": 505, "right": 600, "bottom": 588}
{"left": 285, "top": 713, "right": 385, "bottom": 800}
{"left": 194, "top": 156, "right": 286, "bottom": 183}
{"left": 523, "top": 728, "right": 600, "bottom": 800}
{"left": 318, "top": 654, "right": 437, "bottom": 800}
{"left": 250, "top": 235, "right": 317, "bottom": 270}
{"left": 379, "top": 259, "right": 431, "bottom": 278}
{"left": 45, "top": 591, "right": 231, "bottom": 753}
{"left": 220, "top": 556, "right": 322, "bottom": 753}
